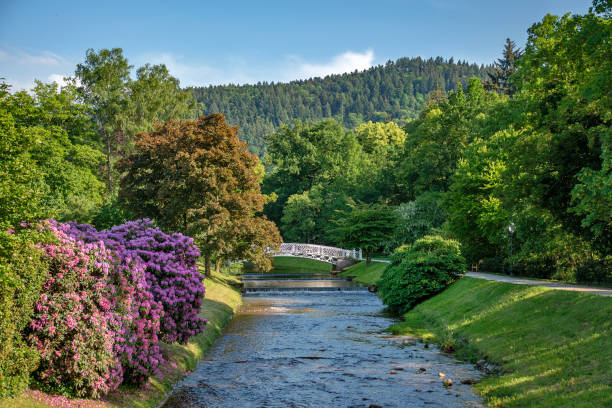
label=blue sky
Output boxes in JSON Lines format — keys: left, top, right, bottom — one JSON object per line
{"left": 1, "top": 0, "right": 593, "bottom": 90}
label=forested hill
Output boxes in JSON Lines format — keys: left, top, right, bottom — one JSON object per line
{"left": 190, "top": 57, "right": 492, "bottom": 155}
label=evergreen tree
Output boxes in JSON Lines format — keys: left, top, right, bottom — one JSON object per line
{"left": 485, "top": 38, "right": 523, "bottom": 96}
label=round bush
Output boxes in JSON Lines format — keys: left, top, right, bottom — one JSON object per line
{"left": 378, "top": 235, "right": 466, "bottom": 315}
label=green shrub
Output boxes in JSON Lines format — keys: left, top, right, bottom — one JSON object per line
{"left": 0, "top": 229, "right": 48, "bottom": 397}
{"left": 378, "top": 235, "right": 466, "bottom": 315}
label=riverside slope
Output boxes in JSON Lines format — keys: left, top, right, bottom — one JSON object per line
{"left": 344, "top": 261, "right": 612, "bottom": 407}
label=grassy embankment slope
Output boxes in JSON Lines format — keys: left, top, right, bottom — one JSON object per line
{"left": 269, "top": 256, "right": 332, "bottom": 274}
{"left": 343, "top": 261, "right": 612, "bottom": 407}
{"left": 0, "top": 267, "right": 242, "bottom": 408}
{"left": 339, "top": 260, "right": 388, "bottom": 284}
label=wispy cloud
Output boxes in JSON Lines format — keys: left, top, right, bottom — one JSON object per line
{"left": 0, "top": 48, "right": 74, "bottom": 91}
{"left": 0, "top": 49, "right": 67, "bottom": 66}
{"left": 287, "top": 49, "right": 375, "bottom": 80}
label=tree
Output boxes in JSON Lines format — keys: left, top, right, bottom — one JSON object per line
{"left": 75, "top": 48, "right": 199, "bottom": 196}
{"left": 118, "top": 114, "right": 281, "bottom": 275}
{"left": 333, "top": 202, "right": 396, "bottom": 264}
{"left": 75, "top": 48, "right": 132, "bottom": 195}
{"left": 484, "top": 38, "right": 523, "bottom": 96}
{"left": 0, "top": 81, "right": 105, "bottom": 226}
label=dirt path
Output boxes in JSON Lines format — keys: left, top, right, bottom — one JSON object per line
{"left": 465, "top": 272, "right": 612, "bottom": 297}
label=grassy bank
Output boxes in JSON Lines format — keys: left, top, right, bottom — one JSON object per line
{"left": 0, "top": 269, "right": 242, "bottom": 408}
{"left": 270, "top": 256, "right": 332, "bottom": 274}
{"left": 390, "top": 277, "right": 611, "bottom": 408}
{"left": 339, "top": 260, "right": 388, "bottom": 284}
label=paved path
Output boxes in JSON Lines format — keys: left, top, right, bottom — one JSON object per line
{"left": 465, "top": 272, "right": 612, "bottom": 297}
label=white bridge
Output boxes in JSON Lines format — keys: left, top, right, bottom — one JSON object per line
{"left": 267, "top": 243, "right": 363, "bottom": 265}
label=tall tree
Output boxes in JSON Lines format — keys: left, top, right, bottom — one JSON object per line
{"left": 118, "top": 114, "right": 281, "bottom": 275}
{"left": 484, "top": 38, "right": 523, "bottom": 96}
{"left": 75, "top": 48, "right": 199, "bottom": 196}
{"left": 75, "top": 48, "right": 132, "bottom": 195}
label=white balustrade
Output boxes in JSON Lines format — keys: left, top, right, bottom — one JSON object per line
{"left": 264, "top": 243, "right": 363, "bottom": 263}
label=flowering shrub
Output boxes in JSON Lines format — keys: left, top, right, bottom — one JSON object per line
{"left": 28, "top": 222, "right": 121, "bottom": 398}
{"left": 98, "top": 220, "right": 206, "bottom": 344}
{"left": 67, "top": 222, "right": 164, "bottom": 385}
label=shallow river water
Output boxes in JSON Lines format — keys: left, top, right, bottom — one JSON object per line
{"left": 161, "top": 274, "right": 484, "bottom": 408}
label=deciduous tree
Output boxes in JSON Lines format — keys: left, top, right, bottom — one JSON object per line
{"left": 118, "top": 114, "right": 281, "bottom": 275}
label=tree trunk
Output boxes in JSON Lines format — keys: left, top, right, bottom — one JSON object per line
{"left": 204, "top": 257, "right": 211, "bottom": 277}
{"left": 105, "top": 132, "right": 113, "bottom": 195}
{"left": 215, "top": 259, "right": 221, "bottom": 274}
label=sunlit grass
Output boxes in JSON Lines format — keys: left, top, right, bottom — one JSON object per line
{"left": 1, "top": 268, "right": 242, "bottom": 408}
{"left": 270, "top": 256, "right": 332, "bottom": 273}
{"left": 339, "top": 260, "right": 388, "bottom": 284}
{"left": 390, "top": 277, "right": 612, "bottom": 407}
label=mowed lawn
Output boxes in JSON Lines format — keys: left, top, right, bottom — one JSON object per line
{"left": 389, "top": 277, "right": 612, "bottom": 408}
{"left": 340, "top": 260, "right": 388, "bottom": 284}
{"left": 270, "top": 256, "right": 332, "bottom": 274}
{"left": 0, "top": 268, "right": 242, "bottom": 408}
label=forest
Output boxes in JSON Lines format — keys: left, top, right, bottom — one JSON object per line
{"left": 191, "top": 57, "right": 492, "bottom": 155}
{"left": 262, "top": 5, "right": 611, "bottom": 283}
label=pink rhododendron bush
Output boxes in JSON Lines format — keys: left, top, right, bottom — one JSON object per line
{"left": 29, "top": 221, "right": 121, "bottom": 397}
{"left": 22, "top": 219, "right": 206, "bottom": 398}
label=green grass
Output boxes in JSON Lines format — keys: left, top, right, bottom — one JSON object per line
{"left": 389, "top": 277, "right": 612, "bottom": 408}
{"left": 339, "top": 260, "right": 388, "bottom": 285}
{"left": 269, "top": 256, "right": 332, "bottom": 274}
{"left": 0, "top": 268, "right": 242, "bottom": 408}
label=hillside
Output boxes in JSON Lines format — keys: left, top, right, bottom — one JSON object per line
{"left": 191, "top": 57, "right": 492, "bottom": 155}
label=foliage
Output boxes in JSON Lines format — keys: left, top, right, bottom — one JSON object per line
{"left": 396, "top": 77, "right": 500, "bottom": 199}
{"left": 118, "top": 114, "right": 281, "bottom": 275}
{"left": 29, "top": 221, "right": 121, "bottom": 398}
{"left": 192, "top": 57, "right": 492, "bottom": 155}
{"left": 0, "top": 228, "right": 48, "bottom": 397}
{"left": 332, "top": 202, "right": 396, "bottom": 263}
{"left": 91, "top": 198, "right": 133, "bottom": 231}
{"left": 0, "top": 81, "right": 104, "bottom": 226}
{"left": 75, "top": 48, "right": 199, "bottom": 194}
{"left": 66, "top": 222, "right": 165, "bottom": 384}
{"left": 484, "top": 38, "right": 523, "bottom": 95}
{"left": 575, "top": 255, "right": 612, "bottom": 285}
{"left": 390, "top": 192, "right": 447, "bottom": 250}
{"left": 378, "top": 235, "right": 466, "bottom": 314}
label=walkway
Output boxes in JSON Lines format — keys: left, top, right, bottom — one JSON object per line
{"left": 465, "top": 272, "right": 612, "bottom": 297}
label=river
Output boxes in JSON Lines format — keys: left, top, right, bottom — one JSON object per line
{"left": 161, "top": 273, "right": 484, "bottom": 408}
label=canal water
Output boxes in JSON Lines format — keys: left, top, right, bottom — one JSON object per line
{"left": 161, "top": 273, "right": 484, "bottom": 408}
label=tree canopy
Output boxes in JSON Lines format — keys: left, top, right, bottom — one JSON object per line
{"left": 118, "top": 114, "right": 281, "bottom": 275}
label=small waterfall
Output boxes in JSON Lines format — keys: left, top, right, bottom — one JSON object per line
{"left": 244, "top": 286, "right": 370, "bottom": 296}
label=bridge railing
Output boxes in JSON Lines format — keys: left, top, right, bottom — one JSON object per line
{"left": 266, "top": 243, "right": 363, "bottom": 261}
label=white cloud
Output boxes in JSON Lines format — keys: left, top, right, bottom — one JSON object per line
{"left": 0, "top": 48, "right": 74, "bottom": 91}
{"left": 290, "top": 49, "right": 375, "bottom": 80}
{"left": 0, "top": 49, "right": 66, "bottom": 66}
